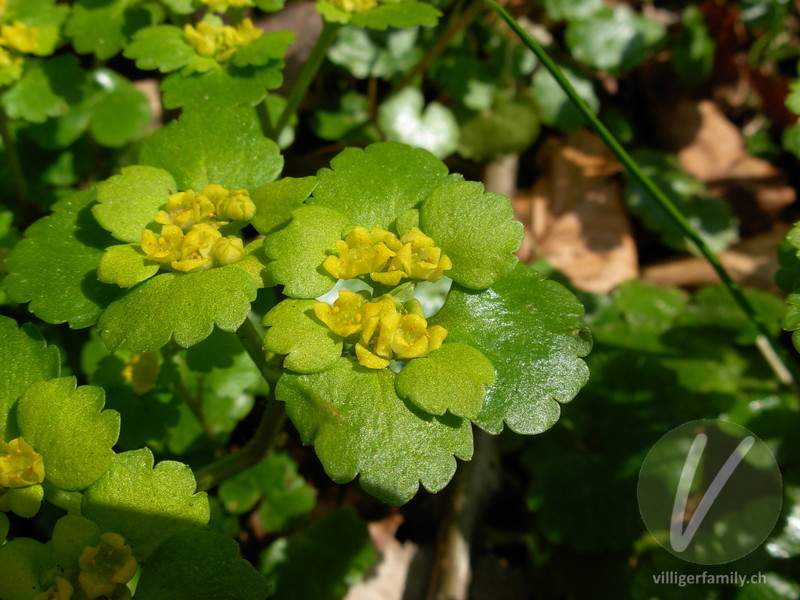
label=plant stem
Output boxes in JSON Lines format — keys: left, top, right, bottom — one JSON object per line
{"left": 0, "top": 105, "right": 28, "bottom": 212}
{"left": 193, "top": 316, "right": 287, "bottom": 491}
{"left": 174, "top": 379, "right": 221, "bottom": 448}
{"left": 389, "top": 0, "right": 485, "bottom": 97}
{"left": 42, "top": 481, "right": 83, "bottom": 514}
{"left": 485, "top": 0, "right": 800, "bottom": 393}
{"left": 272, "top": 21, "right": 340, "bottom": 139}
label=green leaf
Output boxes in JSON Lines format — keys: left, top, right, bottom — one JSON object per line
{"left": 97, "top": 244, "right": 160, "bottom": 288}
{"left": 0, "top": 538, "right": 52, "bottom": 600}
{"left": 263, "top": 205, "right": 348, "bottom": 298}
{"left": 623, "top": 149, "right": 739, "bottom": 253}
{"left": 532, "top": 65, "right": 599, "bottom": 132}
{"left": 420, "top": 181, "right": 523, "bottom": 290}
{"left": 231, "top": 31, "right": 295, "bottom": 68}
{"left": 276, "top": 358, "right": 473, "bottom": 505}
{"left": 93, "top": 165, "right": 176, "bottom": 243}
{"left": 565, "top": 6, "right": 665, "bottom": 73}
{"left": 140, "top": 105, "right": 283, "bottom": 191}
{"left": 52, "top": 515, "right": 102, "bottom": 570}
{"left": 5, "top": 0, "right": 69, "bottom": 54}
{"left": 219, "top": 452, "right": 315, "bottom": 532}
{"left": 264, "top": 299, "right": 342, "bottom": 373}
{"left": 4, "top": 191, "right": 123, "bottom": 329}
{"left": 312, "top": 91, "right": 373, "bottom": 142}
{"left": 350, "top": 1, "right": 441, "bottom": 30}
{"left": 250, "top": 176, "right": 318, "bottom": 236}
{"left": 457, "top": 93, "right": 540, "bottom": 161}
{"left": 378, "top": 87, "right": 459, "bottom": 158}
{"left": 673, "top": 6, "right": 715, "bottom": 85}
{"left": 1, "top": 56, "right": 85, "bottom": 124}
{"left": 261, "top": 507, "right": 376, "bottom": 600}
{"left": 310, "top": 141, "right": 460, "bottom": 229}
{"left": 98, "top": 266, "right": 259, "bottom": 352}
{"left": 123, "top": 25, "right": 196, "bottom": 73}
{"left": 18, "top": 377, "right": 119, "bottom": 491}
{"left": 6, "top": 483, "right": 43, "bottom": 518}
{"left": 135, "top": 528, "right": 269, "bottom": 600}
{"left": 328, "top": 27, "right": 421, "bottom": 80}
{"left": 395, "top": 343, "right": 495, "bottom": 420}
{"left": 66, "top": 0, "right": 151, "bottom": 60}
{"left": 431, "top": 263, "right": 591, "bottom": 435}
{"left": 256, "top": 0, "right": 286, "bottom": 11}
{"left": 82, "top": 448, "right": 210, "bottom": 560}
{"left": 89, "top": 69, "right": 153, "bottom": 148}
{"left": 160, "top": 63, "right": 283, "bottom": 110}
{"left": 541, "top": 0, "right": 603, "bottom": 21}
{"left": 0, "top": 316, "right": 60, "bottom": 440}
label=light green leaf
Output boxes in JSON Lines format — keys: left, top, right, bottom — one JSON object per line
{"left": 263, "top": 205, "right": 348, "bottom": 298}
{"left": 256, "top": 0, "right": 285, "bottom": 11}
{"left": 350, "top": 1, "right": 441, "bottom": 30}
{"left": 160, "top": 63, "right": 283, "bottom": 110}
{"left": 18, "top": 377, "right": 119, "bottom": 491}
{"left": 6, "top": 0, "right": 69, "bottom": 53}
{"left": 140, "top": 105, "right": 283, "bottom": 191}
{"left": 328, "top": 27, "right": 421, "bottom": 80}
{"left": 6, "top": 484, "right": 43, "bottom": 518}
{"left": 82, "top": 448, "right": 209, "bottom": 560}
{"left": 0, "top": 316, "right": 60, "bottom": 440}
{"left": 541, "top": 0, "right": 603, "bottom": 21}
{"left": 457, "top": 93, "right": 540, "bottom": 161}
{"left": 0, "top": 538, "right": 52, "bottom": 600}
{"left": 1, "top": 56, "right": 85, "bottom": 124}
{"left": 312, "top": 91, "right": 373, "bottom": 143}
{"left": 263, "top": 299, "right": 342, "bottom": 373}
{"left": 420, "top": 181, "right": 523, "bottom": 290}
{"left": 98, "top": 244, "right": 160, "bottom": 288}
{"left": 123, "top": 25, "right": 196, "bottom": 73}
{"left": 532, "top": 65, "right": 599, "bottom": 132}
{"left": 261, "top": 507, "right": 376, "bottom": 600}
{"left": 135, "top": 529, "right": 269, "bottom": 600}
{"left": 309, "top": 141, "right": 460, "bottom": 229}
{"left": 98, "top": 266, "right": 259, "bottom": 352}
{"left": 431, "top": 263, "right": 592, "bottom": 435}
{"left": 89, "top": 69, "right": 153, "bottom": 148}
{"left": 276, "top": 358, "right": 473, "bottom": 505}
{"left": 52, "top": 515, "right": 102, "bottom": 570}
{"left": 395, "top": 343, "right": 495, "bottom": 420}
{"left": 66, "top": 0, "right": 151, "bottom": 59}
{"left": 93, "top": 165, "right": 176, "bottom": 243}
{"left": 231, "top": 31, "right": 295, "bottom": 68}
{"left": 4, "top": 191, "right": 123, "bottom": 329}
{"left": 250, "top": 176, "right": 318, "bottom": 236}
{"left": 378, "top": 87, "right": 459, "bottom": 158}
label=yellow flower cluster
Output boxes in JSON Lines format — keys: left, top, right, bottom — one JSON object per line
{"left": 0, "top": 20, "right": 39, "bottom": 73}
{"left": 183, "top": 18, "right": 261, "bottom": 62}
{"left": 121, "top": 352, "right": 160, "bottom": 395}
{"left": 330, "top": 0, "right": 377, "bottom": 13}
{"left": 141, "top": 185, "right": 256, "bottom": 274}
{"left": 0, "top": 437, "right": 44, "bottom": 489}
{"left": 323, "top": 226, "right": 452, "bottom": 286}
{"left": 77, "top": 533, "right": 138, "bottom": 600}
{"left": 315, "top": 291, "right": 447, "bottom": 369}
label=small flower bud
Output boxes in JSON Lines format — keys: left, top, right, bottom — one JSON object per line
{"left": 211, "top": 236, "right": 246, "bottom": 266}
{"left": 0, "top": 437, "right": 45, "bottom": 489}
{"left": 78, "top": 532, "right": 137, "bottom": 600}
{"left": 215, "top": 190, "right": 256, "bottom": 222}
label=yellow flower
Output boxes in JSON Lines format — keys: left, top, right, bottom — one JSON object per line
{"left": 211, "top": 236, "right": 246, "bottom": 265}
{"left": 78, "top": 532, "right": 137, "bottom": 600}
{"left": 172, "top": 222, "right": 221, "bottom": 273}
{"left": 141, "top": 225, "right": 185, "bottom": 265}
{"left": 387, "top": 227, "right": 452, "bottom": 283}
{"left": 214, "top": 188, "right": 256, "bottom": 222}
{"left": 183, "top": 18, "right": 262, "bottom": 62}
{"left": 155, "top": 190, "right": 217, "bottom": 232}
{"left": 0, "top": 0, "right": 6, "bottom": 17}
{"left": 0, "top": 21, "right": 40, "bottom": 54}
{"left": 330, "top": 0, "right": 377, "bottom": 13}
{"left": 32, "top": 576, "right": 74, "bottom": 600}
{"left": 120, "top": 352, "right": 160, "bottom": 395}
{"left": 0, "top": 437, "right": 45, "bottom": 489}
{"left": 314, "top": 290, "right": 367, "bottom": 338}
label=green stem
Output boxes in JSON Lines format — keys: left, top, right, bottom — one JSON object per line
{"left": 485, "top": 0, "right": 799, "bottom": 392}
{"left": 0, "top": 105, "right": 28, "bottom": 212}
{"left": 193, "top": 316, "right": 287, "bottom": 491}
{"left": 272, "top": 21, "right": 341, "bottom": 138}
{"left": 42, "top": 481, "right": 83, "bottom": 514}
{"left": 175, "top": 379, "right": 221, "bottom": 448}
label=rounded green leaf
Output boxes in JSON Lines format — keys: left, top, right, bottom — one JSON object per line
{"left": 349, "top": 1, "right": 441, "bottom": 29}
{"left": 309, "top": 141, "right": 461, "bottom": 229}
{"left": 123, "top": 25, "right": 196, "bottom": 73}
{"left": 263, "top": 299, "right": 342, "bottom": 373}
{"left": 7, "top": 484, "right": 43, "bottom": 518}
{"left": 395, "top": 343, "right": 495, "bottom": 420}
{"left": 378, "top": 88, "right": 458, "bottom": 158}
{"left": 97, "top": 244, "right": 159, "bottom": 288}
{"left": 97, "top": 266, "right": 259, "bottom": 352}
{"left": 93, "top": 165, "right": 176, "bottom": 244}
{"left": 4, "top": 191, "right": 123, "bottom": 329}
{"left": 250, "top": 176, "right": 318, "bottom": 236}
{"left": 66, "top": 0, "right": 150, "bottom": 59}
{"left": 231, "top": 30, "right": 295, "bottom": 68}
{"left": 139, "top": 105, "right": 284, "bottom": 191}
{"left": 52, "top": 515, "right": 101, "bottom": 570}
{"left": 88, "top": 70, "right": 152, "bottom": 148}
{"left": 420, "top": 181, "right": 523, "bottom": 290}
{"left": 0, "top": 316, "right": 60, "bottom": 440}
{"left": 135, "top": 529, "right": 269, "bottom": 600}
{"left": 0, "top": 538, "right": 52, "bottom": 600}
{"left": 276, "top": 358, "right": 473, "bottom": 505}
{"left": 431, "top": 263, "right": 592, "bottom": 435}
{"left": 263, "top": 205, "right": 348, "bottom": 298}
{"left": 1, "top": 56, "right": 85, "bottom": 124}
{"left": 17, "top": 377, "right": 120, "bottom": 491}
{"left": 457, "top": 94, "right": 540, "bottom": 161}
{"left": 82, "top": 448, "right": 210, "bottom": 560}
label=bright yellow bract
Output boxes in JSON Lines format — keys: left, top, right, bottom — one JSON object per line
{"left": 183, "top": 18, "right": 262, "bottom": 62}
{"left": 141, "top": 184, "right": 254, "bottom": 274}
{"left": 315, "top": 291, "right": 448, "bottom": 369}
{"left": 0, "top": 437, "right": 45, "bottom": 489}
{"left": 78, "top": 532, "right": 138, "bottom": 600}
{"left": 0, "top": 20, "right": 39, "bottom": 53}
{"left": 323, "top": 226, "right": 451, "bottom": 286}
